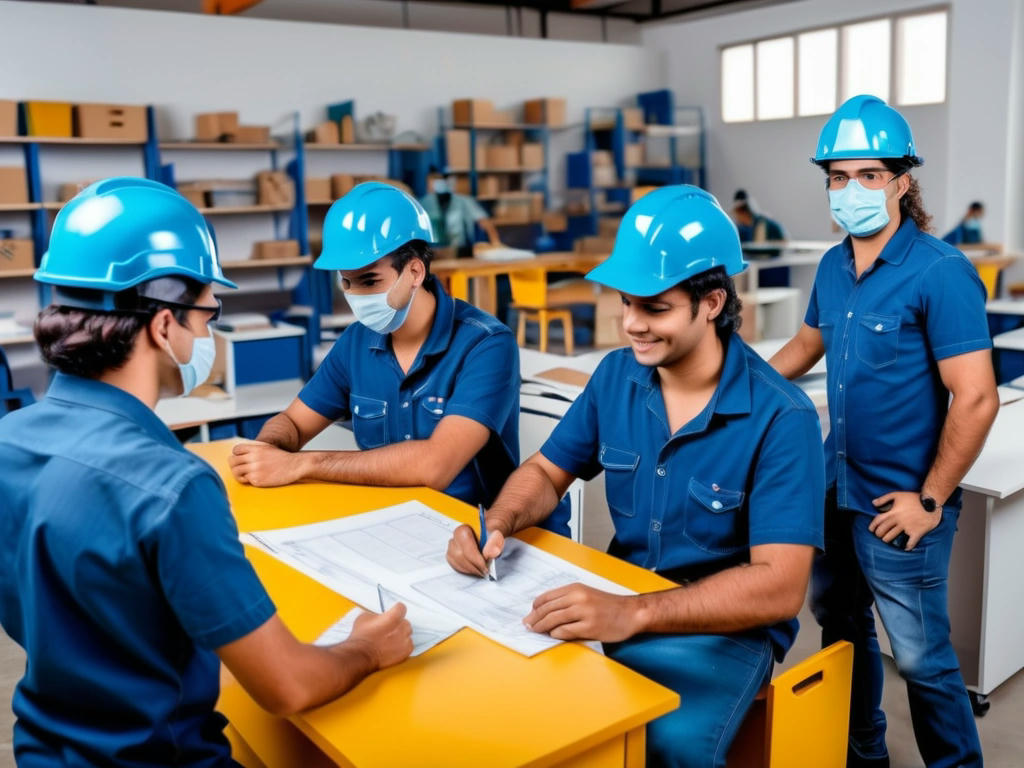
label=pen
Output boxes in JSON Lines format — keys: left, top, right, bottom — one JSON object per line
{"left": 478, "top": 503, "right": 497, "bottom": 581}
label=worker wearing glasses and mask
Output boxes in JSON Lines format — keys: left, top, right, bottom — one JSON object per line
{"left": 770, "top": 95, "right": 998, "bottom": 768}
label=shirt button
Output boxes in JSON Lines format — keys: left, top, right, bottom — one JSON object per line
{"left": 874, "top": 323, "right": 883, "bottom": 331}
{"left": 847, "top": 311, "right": 853, "bottom": 318}
{"left": 656, "top": 466, "right": 667, "bottom": 477}
{"left": 652, "top": 521, "right": 662, "bottom": 531}
{"left": 711, "top": 500, "right": 723, "bottom": 510}
{"left": 402, "top": 401, "right": 410, "bottom": 408}
{"left": 404, "top": 434, "right": 411, "bottom": 440}
{"left": 837, "top": 418, "right": 843, "bottom": 424}
{"left": 839, "top": 384, "right": 843, "bottom": 390}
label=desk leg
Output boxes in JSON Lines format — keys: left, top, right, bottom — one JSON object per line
{"left": 624, "top": 726, "right": 646, "bottom": 768}
{"left": 450, "top": 271, "right": 470, "bottom": 302}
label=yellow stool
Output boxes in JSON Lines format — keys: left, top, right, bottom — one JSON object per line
{"left": 726, "top": 640, "right": 854, "bottom": 768}
{"left": 510, "top": 267, "right": 596, "bottom": 356}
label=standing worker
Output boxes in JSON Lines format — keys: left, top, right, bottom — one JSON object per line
{"left": 420, "top": 168, "right": 503, "bottom": 259}
{"left": 769, "top": 95, "right": 999, "bottom": 768}
{"left": 0, "top": 178, "right": 412, "bottom": 767}
{"left": 447, "top": 185, "right": 825, "bottom": 768}
{"left": 942, "top": 201, "right": 986, "bottom": 246}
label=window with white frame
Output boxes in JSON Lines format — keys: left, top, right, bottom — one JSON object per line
{"left": 721, "top": 7, "right": 947, "bottom": 123}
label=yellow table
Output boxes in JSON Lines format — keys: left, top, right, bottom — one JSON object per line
{"left": 190, "top": 441, "right": 678, "bottom": 768}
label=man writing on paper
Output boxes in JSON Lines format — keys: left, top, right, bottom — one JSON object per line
{"left": 229, "top": 183, "right": 569, "bottom": 533}
{"left": 447, "top": 186, "right": 824, "bottom": 768}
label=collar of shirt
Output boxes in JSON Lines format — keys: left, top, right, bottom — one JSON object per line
{"left": 624, "top": 335, "right": 753, "bottom": 437}
{"left": 46, "top": 372, "right": 182, "bottom": 451}
{"left": 839, "top": 217, "right": 920, "bottom": 276}
{"left": 365, "top": 276, "right": 456, "bottom": 367}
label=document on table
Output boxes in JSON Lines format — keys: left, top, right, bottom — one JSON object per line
{"left": 244, "top": 500, "right": 632, "bottom": 656}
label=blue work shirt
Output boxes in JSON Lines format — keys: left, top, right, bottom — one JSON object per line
{"left": 805, "top": 219, "right": 992, "bottom": 514}
{"left": 540, "top": 337, "right": 825, "bottom": 659}
{"left": 299, "top": 276, "right": 520, "bottom": 508}
{"left": 0, "top": 373, "right": 275, "bottom": 767}
{"left": 941, "top": 221, "right": 983, "bottom": 246}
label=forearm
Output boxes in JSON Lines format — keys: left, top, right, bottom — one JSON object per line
{"left": 487, "top": 463, "right": 562, "bottom": 535}
{"left": 277, "top": 641, "right": 379, "bottom": 715}
{"left": 297, "top": 440, "right": 454, "bottom": 490}
{"left": 768, "top": 335, "right": 819, "bottom": 380}
{"left": 631, "top": 561, "right": 807, "bottom": 636}
{"left": 256, "top": 413, "right": 304, "bottom": 452}
{"left": 479, "top": 219, "right": 501, "bottom": 245}
{"left": 923, "top": 389, "right": 999, "bottom": 503}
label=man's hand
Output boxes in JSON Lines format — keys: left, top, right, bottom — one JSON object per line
{"left": 341, "top": 604, "right": 413, "bottom": 671}
{"left": 869, "top": 491, "right": 942, "bottom": 550}
{"left": 228, "top": 441, "right": 306, "bottom": 487}
{"left": 446, "top": 524, "right": 505, "bottom": 578}
{"left": 523, "top": 583, "right": 641, "bottom": 643}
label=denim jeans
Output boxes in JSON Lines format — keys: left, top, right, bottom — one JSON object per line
{"left": 605, "top": 631, "right": 773, "bottom": 768}
{"left": 811, "top": 490, "right": 982, "bottom": 767}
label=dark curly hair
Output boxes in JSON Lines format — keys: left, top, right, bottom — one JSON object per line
{"left": 882, "top": 159, "right": 933, "bottom": 233}
{"left": 35, "top": 277, "right": 203, "bottom": 379}
{"left": 678, "top": 266, "right": 743, "bottom": 341}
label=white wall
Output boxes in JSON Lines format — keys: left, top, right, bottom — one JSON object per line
{"left": 644, "top": 0, "right": 1022, "bottom": 254}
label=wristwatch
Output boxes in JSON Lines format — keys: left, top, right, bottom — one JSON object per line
{"left": 919, "top": 494, "right": 938, "bottom": 513}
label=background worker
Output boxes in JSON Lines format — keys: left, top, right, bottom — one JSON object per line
{"left": 0, "top": 178, "right": 412, "bottom": 768}
{"left": 448, "top": 186, "right": 825, "bottom": 768}
{"left": 942, "top": 200, "right": 986, "bottom": 246}
{"left": 769, "top": 95, "right": 998, "bottom": 768}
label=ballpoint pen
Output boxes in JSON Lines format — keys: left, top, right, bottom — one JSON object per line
{"left": 478, "top": 503, "right": 498, "bottom": 581}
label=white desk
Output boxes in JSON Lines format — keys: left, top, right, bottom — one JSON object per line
{"left": 993, "top": 327, "right": 1024, "bottom": 351}
{"left": 155, "top": 378, "right": 302, "bottom": 440}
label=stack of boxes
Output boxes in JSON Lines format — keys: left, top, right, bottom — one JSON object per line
{"left": 194, "top": 111, "right": 271, "bottom": 144}
{"left": 0, "top": 165, "right": 33, "bottom": 272}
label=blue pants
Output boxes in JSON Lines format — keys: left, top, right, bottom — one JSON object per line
{"left": 605, "top": 632, "right": 773, "bottom": 768}
{"left": 812, "top": 492, "right": 982, "bottom": 767}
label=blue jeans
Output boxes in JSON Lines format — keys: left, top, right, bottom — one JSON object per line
{"left": 812, "top": 490, "right": 982, "bottom": 767}
{"left": 605, "top": 632, "right": 773, "bottom": 768}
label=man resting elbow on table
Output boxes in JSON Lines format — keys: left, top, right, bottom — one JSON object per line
{"left": 228, "top": 183, "right": 571, "bottom": 533}
{"left": 447, "top": 187, "right": 824, "bottom": 768}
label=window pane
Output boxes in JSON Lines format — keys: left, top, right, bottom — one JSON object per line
{"left": 722, "top": 44, "right": 754, "bottom": 122}
{"left": 842, "top": 19, "right": 891, "bottom": 102}
{"left": 756, "top": 36, "right": 794, "bottom": 120}
{"left": 897, "top": 12, "right": 947, "bottom": 104}
{"left": 798, "top": 29, "right": 837, "bottom": 116}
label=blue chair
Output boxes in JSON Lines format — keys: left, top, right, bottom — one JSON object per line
{"left": 0, "top": 346, "right": 35, "bottom": 415}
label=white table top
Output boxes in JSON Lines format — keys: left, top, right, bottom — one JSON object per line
{"left": 993, "top": 327, "right": 1024, "bottom": 351}
{"left": 986, "top": 299, "right": 1024, "bottom": 316}
{"left": 155, "top": 378, "right": 303, "bottom": 430}
{"left": 961, "top": 398, "right": 1024, "bottom": 498}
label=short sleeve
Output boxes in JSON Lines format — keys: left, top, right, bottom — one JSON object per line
{"left": 444, "top": 330, "right": 519, "bottom": 433}
{"left": 464, "top": 196, "right": 489, "bottom": 222}
{"left": 298, "top": 334, "right": 354, "bottom": 421}
{"left": 748, "top": 408, "right": 825, "bottom": 549}
{"left": 919, "top": 255, "right": 992, "bottom": 361}
{"left": 539, "top": 375, "right": 603, "bottom": 482}
{"left": 152, "top": 472, "right": 275, "bottom": 649}
{"left": 804, "top": 274, "right": 822, "bottom": 328}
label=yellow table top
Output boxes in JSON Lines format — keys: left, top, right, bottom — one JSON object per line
{"left": 431, "top": 251, "right": 607, "bottom": 279}
{"left": 191, "top": 440, "right": 678, "bottom": 768}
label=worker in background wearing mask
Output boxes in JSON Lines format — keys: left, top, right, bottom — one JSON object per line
{"left": 0, "top": 178, "right": 413, "bottom": 767}
{"left": 419, "top": 167, "right": 503, "bottom": 260}
{"left": 229, "top": 182, "right": 571, "bottom": 535}
{"left": 769, "top": 95, "right": 998, "bottom": 768}
{"left": 942, "top": 200, "right": 986, "bottom": 246}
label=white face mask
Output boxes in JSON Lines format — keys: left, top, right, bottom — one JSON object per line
{"left": 342, "top": 271, "right": 417, "bottom": 335}
{"left": 828, "top": 180, "right": 893, "bottom": 237}
{"left": 431, "top": 178, "right": 450, "bottom": 195}
{"left": 165, "top": 335, "right": 216, "bottom": 396}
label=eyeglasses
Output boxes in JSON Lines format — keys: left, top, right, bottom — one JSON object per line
{"left": 149, "top": 297, "right": 223, "bottom": 323}
{"left": 826, "top": 169, "right": 904, "bottom": 191}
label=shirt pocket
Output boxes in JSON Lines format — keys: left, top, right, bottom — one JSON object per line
{"left": 598, "top": 444, "right": 640, "bottom": 519}
{"left": 683, "top": 478, "right": 745, "bottom": 555}
{"left": 350, "top": 394, "right": 388, "bottom": 449}
{"left": 415, "top": 395, "right": 447, "bottom": 436}
{"left": 856, "top": 313, "right": 901, "bottom": 369}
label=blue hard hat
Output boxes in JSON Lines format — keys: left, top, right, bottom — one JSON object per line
{"left": 812, "top": 94, "right": 923, "bottom": 166}
{"left": 35, "top": 176, "right": 236, "bottom": 293}
{"left": 586, "top": 185, "right": 746, "bottom": 297}
{"left": 316, "top": 181, "right": 435, "bottom": 271}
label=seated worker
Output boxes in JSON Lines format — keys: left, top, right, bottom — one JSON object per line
{"left": 447, "top": 186, "right": 825, "bottom": 768}
{"left": 0, "top": 178, "right": 412, "bottom": 767}
{"left": 942, "top": 201, "right": 985, "bottom": 246}
{"left": 419, "top": 168, "right": 502, "bottom": 259}
{"left": 229, "top": 182, "right": 570, "bottom": 534}
{"left": 732, "top": 189, "right": 788, "bottom": 286}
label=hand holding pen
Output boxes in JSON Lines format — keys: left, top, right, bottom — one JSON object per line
{"left": 478, "top": 503, "right": 499, "bottom": 581}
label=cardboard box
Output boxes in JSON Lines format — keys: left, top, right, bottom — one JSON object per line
{"left": 477, "top": 175, "right": 500, "bottom": 198}
{"left": 177, "top": 186, "right": 207, "bottom": 208}
{"left": 233, "top": 125, "right": 270, "bottom": 144}
{"left": 524, "top": 98, "right": 567, "bottom": 127}
{"left": 73, "top": 104, "right": 147, "bottom": 141}
{"left": 452, "top": 99, "right": 494, "bottom": 126}
{"left": 26, "top": 101, "right": 72, "bottom": 137}
{"left": 0, "top": 167, "right": 28, "bottom": 204}
{"left": 330, "top": 173, "right": 355, "bottom": 200}
{"left": 485, "top": 144, "right": 518, "bottom": 169}
{"left": 0, "top": 239, "right": 34, "bottom": 271}
{"left": 251, "top": 239, "right": 300, "bottom": 261}
{"left": 575, "top": 236, "right": 616, "bottom": 254}
{"left": 592, "top": 165, "right": 618, "bottom": 188}
{"left": 194, "top": 111, "right": 239, "bottom": 141}
{"left": 598, "top": 217, "right": 622, "bottom": 239}
{"left": 0, "top": 100, "right": 17, "bottom": 137}
{"left": 256, "top": 171, "right": 294, "bottom": 207}
{"left": 445, "top": 130, "right": 470, "bottom": 170}
{"left": 623, "top": 107, "right": 645, "bottom": 131}
{"left": 453, "top": 176, "right": 472, "bottom": 195}
{"left": 594, "top": 287, "right": 625, "bottom": 348}
{"left": 529, "top": 192, "right": 544, "bottom": 221}
{"left": 475, "top": 144, "right": 488, "bottom": 171}
{"left": 592, "top": 150, "right": 614, "bottom": 167}
{"left": 494, "top": 198, "right": 530, "bottom": 223}
{"left": 307, "top": 121, "right": 339, "bottom": 144}
{"left": 542, "top": 211, "right": 568, "bottom": 232}
{"left": 490, "top": 109, "right": 516, "bottom": 126}
{"left": 624, "top": 143, "right": 644, "bottom": 167}
{"left": 520, "top": 143, "right": 544, "bottom": 170}
{"left": 58, "top": 180, "right": 96, "bottom": 202}
{"left": 340, "top": 115, "right": 355, "bottom": 144}
{"left": 305, "top": 177, "right": 332, "bottom": 204}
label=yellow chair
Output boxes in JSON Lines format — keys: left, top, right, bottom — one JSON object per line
{"left": 970, "top": 256, "right": 1012, "bottom": 300}
{"left": 509, "top": 268, "right": 598, "bottom": 356}
{"left": 726, "top": 640, "right": 854, "bottom": 768}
